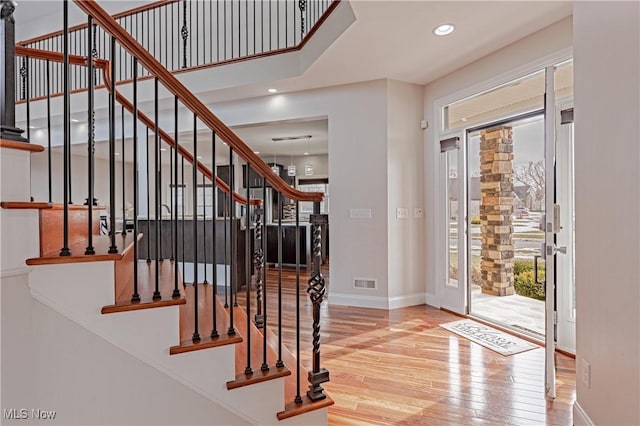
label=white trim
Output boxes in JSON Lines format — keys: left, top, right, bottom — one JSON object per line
{"left": 426, "top": 293, "right": 439, "bottom": 308}
{"left": 388, "top": 293, "right": 427, "bottom": 309}
{"left": 434, "top": 47, "right": 573, "bottom": 120}
{"left": 431, "top": 47, "right": 574, "bottom": 335}
{"left": 328, "top": 293, "right": 390, "bottom": 309}
{"left": 573, "top": 402, "right": 595, "bottom": 426}
{"left": 0, "top": 266, "right": 32, "bottom": 278}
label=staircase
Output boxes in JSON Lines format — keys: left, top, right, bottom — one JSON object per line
{"left": 1, "top": 1, "right": 333, "bottom": 424}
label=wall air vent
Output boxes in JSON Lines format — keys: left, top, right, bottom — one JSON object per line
{"left": 353, "top": 278, "right": 376, "bottom": 290}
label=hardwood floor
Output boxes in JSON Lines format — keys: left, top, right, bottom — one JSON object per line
{"left": 237, "top": 265, "right": 576, "bottom": 425}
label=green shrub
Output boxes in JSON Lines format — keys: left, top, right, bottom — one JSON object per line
{"left": 514, "top": 270, "right": 546, "bottom": 301}
{"left": 513, "top": 259, "right": 533, "bottom": 275}
{"left": 470, "top": 216, "right": 481, "bottom": 225}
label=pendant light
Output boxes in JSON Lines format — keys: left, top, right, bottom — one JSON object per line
{"left": 271, "top": 153, "right": 279, "bottom": 174}
{"left": 287, "top": 140, "right": 296, "bottom": 176}
{"left": 304, "top": 138, "right": 313, "bottom": 176}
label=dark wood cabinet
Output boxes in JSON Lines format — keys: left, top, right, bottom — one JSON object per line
{"left": 266, "top": 224, "right": 307, "bottom": 268}
{"left": 243, "top": 163, "right": 294, "bottom": 188}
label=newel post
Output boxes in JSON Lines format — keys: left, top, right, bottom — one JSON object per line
{"left": 0, "top": 0, "right": 27, "bottom": 142}
{"left": 306, "top": 206, "right": 330, "bottom": 401}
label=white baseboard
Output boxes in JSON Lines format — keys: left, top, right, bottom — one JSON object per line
{"left": 328, "top": 292, "right": 389, "bottom": 309}
{"left": 389, "top": 293, "right": 426, "bottom": 309}
{"left": 573, "top": 401, "right": 595, "bottom": 426}
{"left": 0, "top": 266, "right": 31, "bottom": 278}
{"left": 426, "top": 293, "right": 439, "bottom": 308}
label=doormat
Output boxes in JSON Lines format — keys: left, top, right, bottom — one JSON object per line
{"left": 439, "top": 319, "right": 539, "bottom": 356}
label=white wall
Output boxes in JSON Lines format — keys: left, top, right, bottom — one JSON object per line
{"left": 573, "top": 3, "right": 640, "bottom": 425}
{"left": 202, "top": 80, "right": 391, "bottom": 306}
{"left": 31, "top": 150, "right": 135, "bottom": 219}
{"left": 386, "top": 80, "right": 425, "bottom": 306}
{"left": 423, "top": 16, "right": 573, "bottom": 305}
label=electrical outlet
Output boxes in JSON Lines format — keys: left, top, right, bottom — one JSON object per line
{"left": 581, "top": 359, "right": 591, "bottom": 388}
{"left": 414, "top": 208, "right": 424, "bottom": 218}
{"left": 396, "top": 208, "right": 409, "bottom": 219}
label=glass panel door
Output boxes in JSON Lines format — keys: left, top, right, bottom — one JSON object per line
{"left": 467, "top": 114, "right": 546, "bottom": 338}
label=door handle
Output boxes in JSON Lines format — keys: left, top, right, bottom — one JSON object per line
{"left": 557, "top": 246, "right": 567, "bottom": 254}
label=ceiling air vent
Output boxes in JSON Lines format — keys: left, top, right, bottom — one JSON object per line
{"left": 353, "top": 278, "right": 376, "bottom": 290}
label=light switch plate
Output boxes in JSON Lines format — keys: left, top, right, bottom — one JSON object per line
{"left": 396, "top": 208, "right": 409, "bottom": 219}
{"left": 350, "top": 208, "right": 372, "bottom": 219}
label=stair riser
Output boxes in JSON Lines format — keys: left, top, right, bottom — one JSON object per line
{"left": 28, "top": 262, "right": 293, "bottom": 425}
{"left": 0, "top": 209, "right": 40, "bottom": 271}
{"left": 0, "top": 148, "right": 31, "bottom": 200}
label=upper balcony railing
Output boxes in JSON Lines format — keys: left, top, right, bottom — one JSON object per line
{"left": 16, "top": 0, "right": 338, "bottom": 101}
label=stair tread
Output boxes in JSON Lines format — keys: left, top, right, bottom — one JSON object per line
{"left": 277, "top": 395, "right": 335, "bottom": 421}
{"left": 0, "top": 139, "right": 45, "bottom": 152}
{"left": 102, "top": 259, "right": 187, "bottom": 314}
{"left": 170, "top": 284, "right": 243, "bottom": 354}
{"left": 26, "top": 233, "right": 138, "bottom": 265}
{"left": 1, "top": 201, "right": 52, "bottom": 209}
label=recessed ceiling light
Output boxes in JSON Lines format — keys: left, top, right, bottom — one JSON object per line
{"left": 28, "top": 125, "right": 37, "bottom": 129}
{"left": 461, "top": 117, "right": 467, "bottom": 122}
{"left": 160, "top": 148, "right": 167, "bottom": 151}
{"left": 304, "top": 152, "right": 309, "bottom": 156}
{"left": 115, "top": 152, "right": 120, "bottom": 156}
{"left": 267, "top": 88, "right": 278, "bottom": 93}
{"left": 197, "top": 155, "right": 202, "bottom": 159}
{"left": 433, "top": 24, "right": 455, "bottom": 36}
{"left": 254, "top": 151, "right": 260, "bottom": 154}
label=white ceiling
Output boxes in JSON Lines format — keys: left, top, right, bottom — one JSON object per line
{"left": 16, "top": 0, "right": 572, "bottom": 157}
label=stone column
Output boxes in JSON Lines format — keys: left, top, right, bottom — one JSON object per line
{"left": 479, "top": 126, "right": 514, "bottom": 296}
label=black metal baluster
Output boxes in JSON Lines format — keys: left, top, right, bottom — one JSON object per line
{"left": 153, "top": 77, "right": 161, "bottom": 300}
{"left": 216, "top": 0, "right": 220, "bottom": 62}
{"left": 25, "top": 57, "right": 30, "bottom": 141}
{"left": 202, "top": 172, "right": 208, "bottom": 284}
{"left": 294, "top": 201, "right": 302, "bottom": 404}
{"left": 276, "top": 192, "right": 283, "bottom": 367}
{"left": 172, "top": 95, "right": 180, "bottom": 299}
{"left": 261, "top": 0, "right": 264, "bottom": 52}
{"left": 285, "top": 0, "right": 288, "bottom": 47}
{"left": 146, "top": 128, "right": 151, "bottom": 262}
{"left": 85, "top": 17, "right": 95, "bottom": 255}
{"left": 228, "top": 146, "right": 237, "bottom": 334}
{"left": 211, "top": 131, "right": 219, "bottom": 338}
{"left": 46, "top": 59, "right": 52, "bottom": 204}
{"left": 261, "top": 178, "right": 268, "bottom": 372}
{"left": 195, "top": 0, "right": 199, "bottom": 66}
{"left": 171, "top": 3, "right": 175, "bottom": 70}
{"left": 254, "top": 192, "right": 264, "bottom": 328}
{"left": 276, "top": 0, "right": 280, "bottom": 48}
{"left": 306, "top": 203, "right": 330, "bottom": 400}
{"left": 20, "top": 56, "right": 26, "bottom": 101}
{"left": 181, "top": 156, "right": 185, "bottom": 282}
{"left": 181, "top": 0, "right": 188, "bottom": 68}
{"left": 108, "top": 36, "right": 117, "bottom": 254}
{"left": 121, "top": 105, "right": 127, "bottom": 236}
{"left": 244, "top": 164, "right": 253, "bottom": 376}
{"left": 299, "top": 0, "right": 306, "bottom": 41}
{"left": 269, "top": 0, "right": 272, "bottom": 50}
{"left": 245, "top": 0, "right": 248, "bottom": 56}
{"left": 224, "top": 0, "right": 227, "bottom": 60}
{"left": 192, "top": 113, "right": 200, "bottom": 342}
{"left": 252, "top": 0, "right": 255, "bottom": 55}
{"left": 131, "top": 58, "right": 140, "bottom": 303}
{"left": 60, "top": 1, "right": 71, "bottom": 257}
{"left": 223, "top": 191, "right": 229, "bottom": 308}
{"left": 231, "top": 0, "right": 234, "bottom": 58}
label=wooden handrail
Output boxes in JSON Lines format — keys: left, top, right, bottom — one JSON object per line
{"left": 74, "top": 0, "right": 323, "bottom": 203}
{"left": 14, "top": 45, "right": 260, "bottom": 207}
{"left": 18, "top": 0, "right": 179, "bottom": 47}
